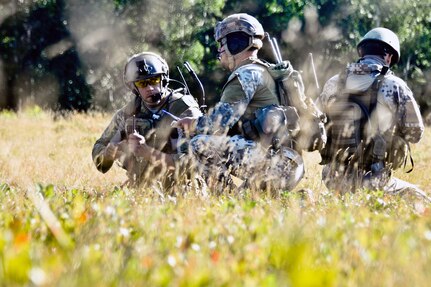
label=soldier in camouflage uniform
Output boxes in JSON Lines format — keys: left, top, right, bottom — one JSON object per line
{"left": 317, "top": 28, "right": 425, "bottom": 195}
{"left": 176, "top": 14, "right": 304, "bottom": 192}
{"left": 92, "top": 52, "right": 202, "bottom": 189}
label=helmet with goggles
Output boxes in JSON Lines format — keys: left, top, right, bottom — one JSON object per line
{"left": 124, "top": 52, "right": 169, "bottom": 91}
{"left": 215, "top": 13, "right": 265, "bottom": 53}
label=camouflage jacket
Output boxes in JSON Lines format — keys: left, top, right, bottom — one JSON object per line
{"left": 317, "top": 55, "right": 424, "bottom": 170}
{"left": 196, "top": 57, "right": 279, "bottom": 136}
{"left": 92, "top": 91, "right": 201, "bottom": 178}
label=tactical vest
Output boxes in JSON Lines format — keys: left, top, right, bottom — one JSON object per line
{"left": 121, "top": 91, "right": 198, "bottom": 187}
{"left": 122, "top": 91, "right": 199, "bottom": 155}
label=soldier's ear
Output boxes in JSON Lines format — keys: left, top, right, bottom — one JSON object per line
{"left": 383, "top": 53, "right": 393, "bottom": 66}
{"left": 357, "top": 46, "right": 364, "bottom": 57}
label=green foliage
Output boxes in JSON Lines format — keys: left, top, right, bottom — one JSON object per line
{"left": 219, "top": 0, "right": 431, "bottom": 108}
{"left": 0, "top": 0, "right": 92, "bottom": 111}
{"left": 321, "top": 0, "right": 431, "bottom": 69}
{"left": 1, "top": 0, "right": 430, "bottom": 111}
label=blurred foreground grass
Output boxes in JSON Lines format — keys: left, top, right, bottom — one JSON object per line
{"left": 0, "top": 108, "right": 431, "bottom": 286}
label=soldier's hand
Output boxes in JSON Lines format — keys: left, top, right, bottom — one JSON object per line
{"left": 128, "top": 131, "right": 146, "bottom": 155}
{"left": 262, "top": 108, "right": 284, "bottom": 134}
{"left": 268, "top": 61, "right": 291, "bottom": 79}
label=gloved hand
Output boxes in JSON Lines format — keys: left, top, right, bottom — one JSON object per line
{"left": 260, "top": 106, "right": 285, "bottom": 134}
{"left": 127, "top": 131, "right": 146, "bottom": 156}
{"left": 267, "top": 60, "right": 293, "bottom": 80}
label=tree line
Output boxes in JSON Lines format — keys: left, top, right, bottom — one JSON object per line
{"left": 0, "top": 0, "right": 430, "bottom": 119}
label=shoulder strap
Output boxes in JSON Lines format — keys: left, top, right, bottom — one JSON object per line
{"left": 250, "top": 58, "right": 271, "bottom": 68}
{"left": 369, "top": 65, "right": 389, "bottom": 111}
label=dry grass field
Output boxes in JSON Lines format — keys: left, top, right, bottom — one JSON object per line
{"left": 1, "top": 107, "right": 431, "bottom": 286}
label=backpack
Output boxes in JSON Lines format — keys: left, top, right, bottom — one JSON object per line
{"left": 320, "top": 66, "right": 413, "bottom": 173}
{"left": 263, "top": 60, "right": 327, "bottom": 152}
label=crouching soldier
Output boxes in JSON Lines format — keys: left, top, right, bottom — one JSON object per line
{"left": 92, "top": 52, "right": 202, "bottom": 190}
{"left": 176, "top": 14, "right": 304, "bottom": 193}
{"left": 317, "top": 28, "right": 426, "bottom": 198}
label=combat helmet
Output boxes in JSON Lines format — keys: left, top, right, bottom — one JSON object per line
{"left": 215, "top": 13, "right": 265, "bottom": 52}
{"left": 124, "top": 52, "right": 169, "bottom": 91}
{"left": 357, "top": 27, "right": 400, "bottom": 66}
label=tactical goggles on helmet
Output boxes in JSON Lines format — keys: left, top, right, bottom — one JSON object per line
{"left": 134, "top": 76, "right": 161, "bottom": 88}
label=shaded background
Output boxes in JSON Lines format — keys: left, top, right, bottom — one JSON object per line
{"left": 1, "top": 0, "right": 430, "bottom": 119}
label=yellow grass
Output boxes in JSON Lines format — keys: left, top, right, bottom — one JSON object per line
{"left": 0, "top": 108, "right": 126, "bottom": 193}
{"left": 1, "top": 107, "right": 431, "bottom": 286}
{"left": 2, "top": 107, "right": 429, "bottom": 195}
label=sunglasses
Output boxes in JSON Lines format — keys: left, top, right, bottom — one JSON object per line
{"left": 134, "top": 77, "right": 161, "bottom": 88}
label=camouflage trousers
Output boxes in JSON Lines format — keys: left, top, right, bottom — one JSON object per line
{"left": 189, "top": 134, "right": 304, "bottom": 192}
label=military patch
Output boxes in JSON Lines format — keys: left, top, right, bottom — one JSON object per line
{"left": 235, "top": 65, "right": 264, "bottom": 102}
